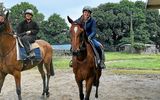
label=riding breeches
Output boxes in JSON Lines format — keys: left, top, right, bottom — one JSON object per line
{"left": 20, "top": 35, "right": 36, "bottom": 54}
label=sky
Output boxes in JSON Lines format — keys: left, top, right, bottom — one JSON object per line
{"left": 1, "top": 0, "right": 147, "bottom": 23}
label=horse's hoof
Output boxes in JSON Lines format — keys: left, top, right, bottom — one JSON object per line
{"left": 42, "top": 92, "right": 45, "bottom": 96}
{"left": 18, "top": 96, "right": 22, "bottom": 100}
{"left": 46, "top": 92, "right": 50, "bottom": 97}
{"left": 40, "top": 95, "right": 45, "bottom": 99}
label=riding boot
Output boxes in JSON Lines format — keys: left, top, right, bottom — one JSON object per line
{"left": 25, "top": 43, "right": 35, "bottom": 59}
{"left": 99, "top": 48, "right": 106, "bottom": 69}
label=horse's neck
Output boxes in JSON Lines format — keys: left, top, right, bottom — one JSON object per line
{"left": 0, "top": 33, "right": 15, "bottom": 55}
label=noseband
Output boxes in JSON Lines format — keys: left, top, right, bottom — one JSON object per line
{"left": 0, "top": 22, "right": 5, "bottom": 33}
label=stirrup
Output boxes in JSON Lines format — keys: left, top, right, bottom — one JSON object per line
{"left": 27, "top": 51, "right": 35, "bottom": 59}
{"left": 99, "top": 61, "right": 106, "bottom": 69}
{"left": 69, "top": 60, "right": 72, "bottom": 67}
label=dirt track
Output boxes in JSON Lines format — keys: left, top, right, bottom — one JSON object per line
{"left": 0, "top": 69, "right": 160, "bottom": 100}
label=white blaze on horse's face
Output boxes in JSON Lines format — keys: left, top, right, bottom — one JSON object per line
{"left": 73, "top": 26, "right": 79, "bottom": 50}
{"left": 74, "top": 26, "right": 78, "bottom": 44}
{"left": 74, "top": 26, "right": 78, "bottom": 33}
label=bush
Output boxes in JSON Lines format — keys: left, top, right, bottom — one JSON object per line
{"left": 133, "top": 43, "right": 145, "bottom": 53}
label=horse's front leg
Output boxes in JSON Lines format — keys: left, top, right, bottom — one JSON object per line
{"left": 95, "top": 69, "right": 102, "bottom": 98}
{"left": 85, "top": 77, "right": 94, "bottom": 100}
{"left": 0, "top": 72, "right": 7, "bottom": 93}
{"left": 13, "top": 71, "right": 22, "bottom": 100}
{"left": 76, "top": 79, "right": 84, "bottom": 100}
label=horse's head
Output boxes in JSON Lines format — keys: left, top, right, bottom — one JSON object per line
{"left": 67, "top": 16, "right": 87, "bottom": 56}
{"left": 0, "top": 11, "right": 12, "bottom": 34}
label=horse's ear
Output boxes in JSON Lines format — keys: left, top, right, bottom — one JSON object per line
{"left": 67, "top": 16, "right": 73, "bottom": 24}
{"left": 5, "top": 10, "right": 9, "bottom": 20}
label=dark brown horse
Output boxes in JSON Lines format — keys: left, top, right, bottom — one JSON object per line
{"left": 67, "top": 16, "right": 102, "bottom": 100}
{"left": 0, "top": 12, "right": 54, "bottom": 100}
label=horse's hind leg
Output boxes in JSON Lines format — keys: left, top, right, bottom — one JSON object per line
{"left": 44, "top": 63, "right": 51, "bottom": 97}
{"left": 0, "top": 72, "right": 7, "bottom": 93}
{"left": 38, "top": 62, "right": 46, "bottom": 96}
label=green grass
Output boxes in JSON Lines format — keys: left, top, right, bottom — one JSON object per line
{"left": 110, "top": 69, "right": 160, "bottom": 74}
{"left": 106, "top": 52, "right": 159, "bottom": 61}
{"left": 53, "top": 56, "right": 71, "bottom": 69}
{"left": 106, "top": 52, "right": 160, "bottom": 70}
{"left": 53, "top": 52, "right": 160, "bottom": 70}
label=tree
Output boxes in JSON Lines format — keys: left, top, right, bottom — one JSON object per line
{"left": 9, "top": 2, "right": 69, "bottom": 44}
{"left": 0, "top": 2, "right": 7, "bottom": 15}
{"left": 92, "top": 0, "right": 159, "bottom": 51}
{"left": 40, "top": 13, "right": 69, "bottom": 44}
{"left": 10, "top": 2, "right": 45, "bottom": 30}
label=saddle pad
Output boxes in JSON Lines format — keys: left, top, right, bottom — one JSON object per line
{"left": 19, "top": 47, "right": 42, "bottom": 61}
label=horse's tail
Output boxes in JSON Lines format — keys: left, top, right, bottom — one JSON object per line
{"left": 50, "top": 58, "right": 55, "bottom": 76}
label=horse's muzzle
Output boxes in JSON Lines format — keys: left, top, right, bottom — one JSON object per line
{"left": 0, "top": 23, "right": 5, "bottom": 33}
{"left": 72, "top": 50, "right": 81, "bottom": 56}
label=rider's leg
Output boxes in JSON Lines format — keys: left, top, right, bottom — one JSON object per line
{"left": 21, "top": 35, "right": 35, "bottom": 58}
{"left": 21, "top": 36, "right": 31, "bottom": 55}
{"left": 99, "top": 46, "right": 106, "bottom": 69}
{"left": 94, "top": 40, "right": 106, "bottom": 69}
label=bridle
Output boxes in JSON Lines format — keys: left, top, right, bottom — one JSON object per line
{"left": 70, "top": 24, "right": 87, "bottom": 57}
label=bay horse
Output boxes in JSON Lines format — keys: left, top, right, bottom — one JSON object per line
{"left": 67, "top": 16, "right": 102, "bottom": 100}
{"left": 0, "top": 12, "right": 54, "bottom": 100}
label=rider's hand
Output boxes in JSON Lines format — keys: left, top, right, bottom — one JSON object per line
{"left": 26, "top": 30, "right": 31, "bottom": 35}
{"left": 88, "top": 36, "right": 91, "bottom": 41}
{"left": 13, "top": 34, "right": 17, "bottom": 38}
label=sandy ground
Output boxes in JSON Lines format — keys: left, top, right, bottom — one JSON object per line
{"left": 0, "top": 69, "right": 160, "bottom": 100}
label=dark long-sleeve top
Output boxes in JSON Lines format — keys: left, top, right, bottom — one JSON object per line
{"left": 16, "top": 20, "right": 39, "bottom": 36}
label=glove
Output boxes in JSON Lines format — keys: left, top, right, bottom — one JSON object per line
{"left": 13, "top": 34, "right": 17, "bottom": 38}
{"left": 17, "top": 32, "right": 26, "bottom": 37}
{"left": 26, "top": 30, "right": 31, "bottom": 35}
{"left": 88, "top": 36, "right": 91, "bottom": 41}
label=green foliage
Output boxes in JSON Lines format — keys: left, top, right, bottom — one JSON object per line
{"left": 133, "top": 43, "right": 145, "bottom": 53}
{"left": 8, "top": 2, "right": 69, "bottom": 44}
{"left": 40, "top": 13, "right": 69, "bottom": 44}
{"left": 2, "top": 0, "right": 160, "bottom": 50}
{"left": 92, "top": 0, "right": 160, "bottom": 51}
{"left": 10, "top": 2, "right": 43, "bottom": 29}
{"left": 0, "top": 3, "right": 5, "bottom": 14}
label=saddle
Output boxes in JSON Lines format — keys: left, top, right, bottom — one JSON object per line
{"left": 88, "top": 40, "right": 100, "bottom": 67}
{"left": 16, "top": 37, "right": 42, "bottom": 61}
